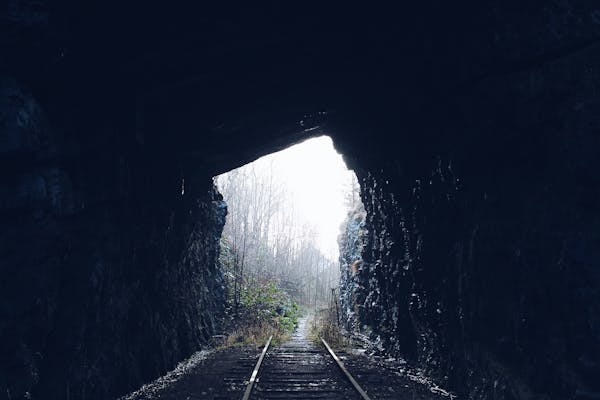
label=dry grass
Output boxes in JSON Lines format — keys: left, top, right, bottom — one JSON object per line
{"left": 223, "top": 322, "right": 291, "bottom": 349}
{"left": 309, "top": 307, "right": 350, "bottom": 350}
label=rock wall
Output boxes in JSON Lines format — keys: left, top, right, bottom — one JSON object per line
{"left": 338, "top": 204, "right": 366, "bottom": 333}
{"left": 334, "top": 47, "right": 600, "bottom": 399}
{"left": 339, "top": 158, "right": 600, "bottom": 399}
{"left": 0, "top": 77, "right": 227, "bottom": 399}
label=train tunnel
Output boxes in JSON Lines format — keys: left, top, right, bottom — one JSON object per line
{"left": 1, "top": 2, "right": 600, "bottom": 399}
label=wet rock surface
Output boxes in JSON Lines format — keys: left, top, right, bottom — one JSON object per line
{"left": 338, "top": 204, "right": 367, "bottom": 334}
{"left": 330, "top": 6, "right": 600, "bottom": 397}
{"left": 1, "top": 174, "right": 227, "bottom": 400}
{"left": 0, "top": 76, "right": 228, "bottom": 399}
{"left": 338, "top": 121, "right": 600, "bottom": 399}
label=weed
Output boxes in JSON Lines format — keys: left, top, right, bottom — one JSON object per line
{"left": 222, "top": 279, "right": 300, "bottom": 348}
{"left": 309, "top": 306, "right": 350, "bottom": 350}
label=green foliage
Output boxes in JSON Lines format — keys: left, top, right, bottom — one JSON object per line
{"left": 219, "top": 238, "right": 300, "bottom": 346}
{"left": 220, "top": 274, "right": 301, "bottom": 347}
{"left": 238, "top": 280, "right": 300, "bottom": 336}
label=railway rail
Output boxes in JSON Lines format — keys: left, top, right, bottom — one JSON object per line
{"left": 242, "top": 319, "right": 372, "bottom": 400}
{"left": 121, "top": 316, "right": 450, "bottom": 399}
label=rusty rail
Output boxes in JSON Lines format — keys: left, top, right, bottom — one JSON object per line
{"left": 321, "top": 338, "right": 372, "bottom": 400}
{"left": 241, "top": 335, "right": 273, "bottom": 400}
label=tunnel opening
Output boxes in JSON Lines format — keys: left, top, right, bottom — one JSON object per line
{"left": 213, "top": 136, "right": 364, "bottom": 343}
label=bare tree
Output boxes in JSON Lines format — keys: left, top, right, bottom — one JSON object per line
{"left": 215, "top": 157, "right": 349, "bottom": 308}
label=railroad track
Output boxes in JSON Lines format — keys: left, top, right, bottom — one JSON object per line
{"left": 242, "top": 318, "right": 371, "bottom": 400}
{"left": 121, "top": 316, "right": 448, "bottom": 399}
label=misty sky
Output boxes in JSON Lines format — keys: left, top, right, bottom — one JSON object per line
{"left": 220, "top": 136, "right": 356, "bottom": 259}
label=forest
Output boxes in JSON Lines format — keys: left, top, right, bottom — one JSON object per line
{"left": 214, "top": 139, "right": 360, "bottom": 342}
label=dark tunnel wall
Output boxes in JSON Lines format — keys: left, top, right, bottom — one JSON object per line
{"left": 2, "top": 1, "right": 600, "bottom": 399}
{"left": 333, "top": 38, "right": 600, "bottom": 399}
{"left": 1, "top": 77, "right": 228, "bottom": 400}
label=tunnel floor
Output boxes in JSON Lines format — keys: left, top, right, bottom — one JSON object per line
{"left": 120, "top": 317, "right": 451, "bottom": 400}
{"left": 253, "top": 317, "right": 357, "bottom": 399}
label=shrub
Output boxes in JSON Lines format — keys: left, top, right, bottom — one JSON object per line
{"left": 228, "top": 279, "right": 300, "bottom": 346}
{"left": 310, "top": 305, "right": 349, "bottom": 350}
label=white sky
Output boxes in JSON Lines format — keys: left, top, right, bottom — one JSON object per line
{"left": 224, "top": 136, "right": 356, "bottom": 259}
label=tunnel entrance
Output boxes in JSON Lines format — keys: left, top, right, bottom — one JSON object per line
{"left": 213, "top": 136, "right": 363, "bottom": 342}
